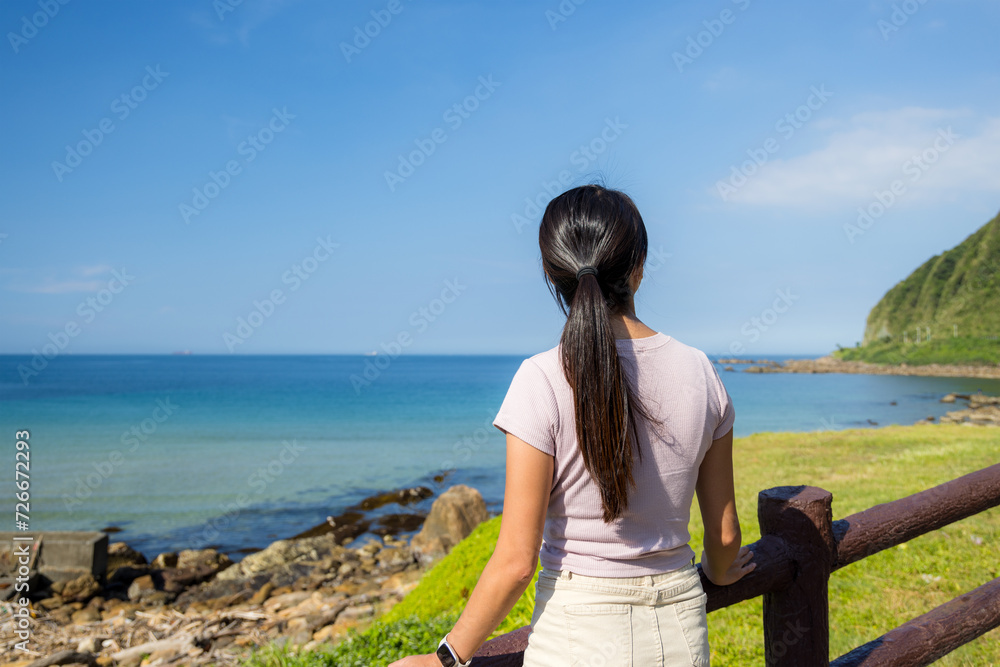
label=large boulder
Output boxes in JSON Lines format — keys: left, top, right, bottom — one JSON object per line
{"left": 216, "top": 533, "right": 344, "bottom": 581}
{"left": 410, "top": 485, "right": 489, "bottom": 558}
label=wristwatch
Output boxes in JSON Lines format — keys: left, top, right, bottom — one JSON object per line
{"left": 436, "top": 633, "right": 471, "bottom": 667}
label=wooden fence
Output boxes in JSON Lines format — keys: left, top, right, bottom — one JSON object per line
{"left": 469, "top": 463, "right": 1000, "bottom": 666}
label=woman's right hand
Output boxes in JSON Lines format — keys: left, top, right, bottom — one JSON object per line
{"left": 701, "top": 545, "right": 755, "bottom": 586}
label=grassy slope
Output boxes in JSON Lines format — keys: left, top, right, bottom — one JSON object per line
{"left": 381, "top": 425, "right": 1000, "bottom": 665}
{"left": 844, "top": 211, "right": 1000, "bottom": 365}
{"left": 834, "top": 336, "right": 1000, "bottom": 366}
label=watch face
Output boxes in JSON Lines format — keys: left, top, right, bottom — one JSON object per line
{"left": 436, "top": 643, "right": 457, "bottom": 667}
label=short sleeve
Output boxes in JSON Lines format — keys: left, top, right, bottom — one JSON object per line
{"left": 492, "top": 358, "right": 558, "bottom": 456}
{"left": 705, "top": 355, "right": 736, "bottom": 440}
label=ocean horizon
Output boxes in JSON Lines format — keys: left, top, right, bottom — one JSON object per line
{"left": 3, "top": 353, "right": 999, "bottom": 562}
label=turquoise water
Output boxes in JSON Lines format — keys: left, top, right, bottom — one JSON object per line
{"left": 2, "top": 354, "right": 997, "bottom": 560}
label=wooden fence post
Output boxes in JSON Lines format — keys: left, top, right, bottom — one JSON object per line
{"left": 758, "top": 485, "right": 835, "bottom": 667}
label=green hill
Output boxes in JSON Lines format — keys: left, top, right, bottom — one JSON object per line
{"left": 837, "top": 210, "right": 1000, "bottom": 366}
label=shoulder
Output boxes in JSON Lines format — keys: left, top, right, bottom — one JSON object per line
{"left": 660, "top": 336, "right": 715, "bottom": 371}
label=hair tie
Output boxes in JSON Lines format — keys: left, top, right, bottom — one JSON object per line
{"left": 576, "top": 266, "right": 599, "bottom": 280}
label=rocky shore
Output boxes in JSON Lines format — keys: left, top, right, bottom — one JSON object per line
{"left": 733, "top": 356, "right": 1000, "bottom": 380}
{"left": 937, "top": 392, "right": 1000, "bottom": 426}
{"left": 1, "top": 485, "right": 490, "bottom": 667}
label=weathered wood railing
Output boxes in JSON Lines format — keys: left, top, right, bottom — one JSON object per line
{"left": 470, "top": 463, "right": 1000, "bottom": 666}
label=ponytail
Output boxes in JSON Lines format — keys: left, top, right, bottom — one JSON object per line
{"left": 539, "top": 185, "right": 663, "bottom": 523}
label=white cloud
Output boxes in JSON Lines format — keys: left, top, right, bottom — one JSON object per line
{"left": 6, "top": 265, "right": 112, "bottom": 294}
{"left": 713, "top": 107, "right": 1000, "bottom": 208}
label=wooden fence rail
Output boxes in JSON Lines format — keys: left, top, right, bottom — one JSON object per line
{"left": 470, "top": 463, "right": 1000, "bottom": 667}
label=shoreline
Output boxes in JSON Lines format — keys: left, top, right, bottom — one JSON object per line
{"left": 0, "top": 484, "right": 492, "bottom": 666}
{"left": 725, "top": 355, "right": 1000, "bottom": 380}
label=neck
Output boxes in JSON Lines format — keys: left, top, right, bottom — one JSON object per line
{"left": 610, "top": 309, "right": 656, "bottom": 339}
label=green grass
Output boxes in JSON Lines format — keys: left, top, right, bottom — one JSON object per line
{"left": 244, "top": 424, "right": 1000, "bottom": 666}
{"left": 241, "top": 614, "right": 460, "bottom": 667}
{"left": 835, "top": 336, "right": 1000, "bottom": 366}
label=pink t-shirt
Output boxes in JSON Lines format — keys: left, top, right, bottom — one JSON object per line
{"left": 492, "top": 332, "right": 735, "bottom": 577}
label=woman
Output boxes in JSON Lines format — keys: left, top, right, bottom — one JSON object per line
{"left": 390, "top": 184, "right": 754, "bottom": 667}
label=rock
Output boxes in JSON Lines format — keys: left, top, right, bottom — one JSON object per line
{"left": 107, "top": 542, "right": 147, "bottom": 571}
{"left": 268, "top": 562, "right": 316, "bottom": 589}
{"left": 313, "top": 623, "right": 347, "bottom": 642}
{"left": 71, "top": 606, "right": 102, "bottom": 624}
{"left": 338, "top": 603, "right": 374, "bottom": 621}
{"left": 151, "top": 552, "right": 178, "bottom": 569}
{"left": 37, "top": 596, "right": 65, "bottom": 610}
{"left": 60, "top": 573, "right": 101, "bottom": 603}
{"left": 173, "top": 572, "right": 270, "bottom": 607}
{"left": 359, "top": 539, "right": 382, "bottom": 556}
{"left": 175, "top": 548, "right": 232, "bottom": 574}
{"left": 355, "top": 486, "right": 433, "bottom": 510}
{"left": 77, "top": 637, "right": 102, "bottom": 653}
{"left": 127, "top": 574, "right": 155, "bottom": 601}
{"left": 941, "top": 393, "right": 957, "bottom": 403}
{"left": 410, "top": 484, "right": 489, "bottom": 557}
{"left": 160, "top": 562, "right": 225, "bottom": 592}
{"left": 218, "top": 534, "right": 344, "bottom": 580}
{"left": 105, "top": 565, "right": 148, "bottom": 589}
{"left": 264, "top": 590, "right": 312, "bottom": 613}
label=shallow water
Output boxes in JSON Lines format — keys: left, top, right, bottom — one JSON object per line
{"left": 2, "top": 353, "right": 997, "bottom": 559}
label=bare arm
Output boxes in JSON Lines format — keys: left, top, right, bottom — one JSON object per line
{"left": 695, "top": 427, "right": 755, "bottom": 586}
{"left": 388, "top": 432, "right": 552, "bottom": 666}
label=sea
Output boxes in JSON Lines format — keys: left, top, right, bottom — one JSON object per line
{"left": 2, "top": 353, "right": 998, "bottom": 561}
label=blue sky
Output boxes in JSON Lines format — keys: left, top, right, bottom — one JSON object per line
{"left": 2, "top": 0, "right": 999, "bottom": 356}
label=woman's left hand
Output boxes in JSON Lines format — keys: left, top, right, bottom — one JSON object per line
{"left": 387, "top": 653, "right": 441, "bottom": 667}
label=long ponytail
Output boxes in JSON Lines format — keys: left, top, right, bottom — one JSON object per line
{"left": 539, "top": 185, "right": 663, "bottom": 523}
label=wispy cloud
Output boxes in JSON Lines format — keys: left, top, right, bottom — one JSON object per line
{"left": 80, "top": 263, "right": 114, "bottom": 277}
{"left": 6, "top": 265, "right": 113, "bottom": 294}
{"left": 712, "top": 107, "right": 1000, "bottom": 207}
{"left": 190, "top": 0, "right": 299, "bottom": 48}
